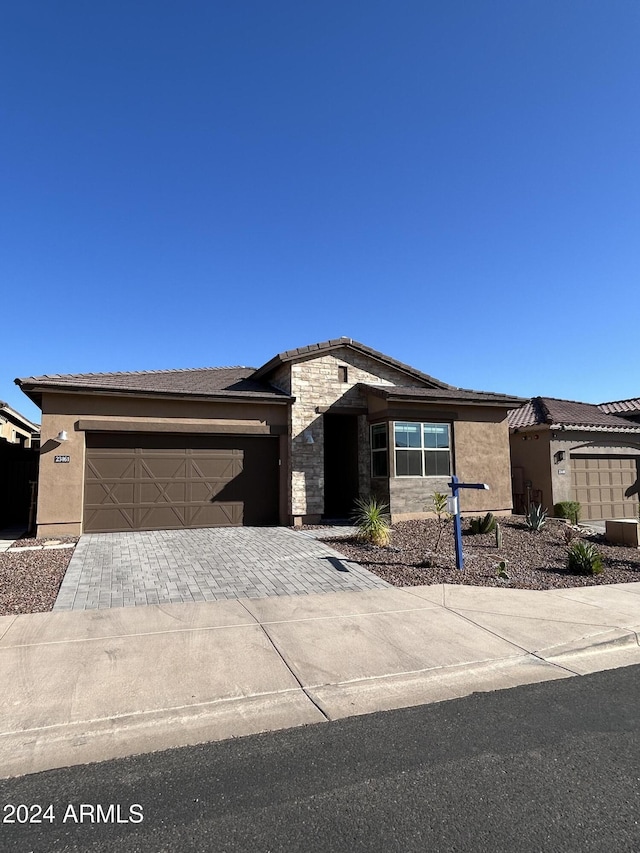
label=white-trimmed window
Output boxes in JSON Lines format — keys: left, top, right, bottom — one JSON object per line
{"left": 394, "top": 422, "right": 451, "bottom": 477}
{"left": 370, "top": 423, "right": 389, "bottom": 478}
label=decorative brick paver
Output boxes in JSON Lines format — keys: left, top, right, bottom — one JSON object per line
{"left": 53, "top": 527, "right": 390, "bottom": 611}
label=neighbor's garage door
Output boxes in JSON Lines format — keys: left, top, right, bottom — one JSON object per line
{"left": 571, "top": 455, "right": 639, "bottom": 520}
{"left": 83, "top": 433, "right": 279, "bottom": 533}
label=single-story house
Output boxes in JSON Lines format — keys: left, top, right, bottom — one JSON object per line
{"left": 16, "top": 338, "right": 523, "bottom": 537}
{"left": 0, "top": 401, "right": 40, "bottom": 448}
{"left": 509, "top": 396, "right": 640, "bottom": 521}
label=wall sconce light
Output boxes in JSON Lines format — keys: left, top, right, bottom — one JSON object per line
{"left": 55, "top": 430, "right": 68, "bottom": 442}
{"left": 554, "top": 450, "right": 565, "bottom": 464}
{"left": 304, "top": 430, "right": 314, "bottom": 445}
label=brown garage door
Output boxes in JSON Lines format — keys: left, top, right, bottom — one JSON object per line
{"left": 571, "top": 455, "right": 639, "bottom": 520}
{"left": 84, "top": 433, "right": 279, "bottom": 533}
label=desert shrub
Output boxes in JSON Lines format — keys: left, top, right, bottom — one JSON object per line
{"left": 525, "top": 503, "right": 547, "bottom": 531}
{"left": 554, "top": 501, "right": 581, "bottom": 525}
{"left": 469, "top": 512, "right": 496, "bottom": 535}
{"left": 352, "top": 497, "right": 391, "bottom": 547}
{"left": 567, "top": 541, "right": 603, "bottom": 575}
{"left": 495, "top": 560, "right": 509, "bottom": 580}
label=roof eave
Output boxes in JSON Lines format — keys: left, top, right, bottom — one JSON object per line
{"left": 365, "top": 387, "right": 525, "bottom": 408}
{"left": 15, "top": 382, "right": 294, "bottom": 407}
{"left": 549, "top": 423, "right": 640, "bottom": 433}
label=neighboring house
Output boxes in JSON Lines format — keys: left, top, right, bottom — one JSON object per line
{"left": 0, "top": 401, "right": 40, "bottom": 449}
{"left": 16, "top": 338, "right": 523, "bottom": 538}
{"left": 509, "top": 397, "right": 640, "bottom": 521}
{"left": 599, "top": 398, "right": 640, "bottom": 425}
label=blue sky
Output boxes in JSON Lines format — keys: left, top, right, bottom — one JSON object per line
{"left": 2, "top": 1, "right": 638, "bottom": 423}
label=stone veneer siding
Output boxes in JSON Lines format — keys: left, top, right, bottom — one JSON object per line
{"left": 287, "top": 348, "right": 424, "bottom": 518}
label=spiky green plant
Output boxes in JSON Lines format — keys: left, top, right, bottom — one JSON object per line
{"left": 352, "top": 497, "right": 391, "bottom": 547}
{"left": 469, "top": 512, "right": 496, "bottom": 535}
{"left": 525, "top": 503, "right": 547, "bottom": 532}
{"left": 567, "top": 541, "right": 603, "bottom": 575}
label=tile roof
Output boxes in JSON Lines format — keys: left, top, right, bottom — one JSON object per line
{"left": 364, "top": 385, "right": 524, "bottom": 407}
{"left": 508, "top": 397, "right": 640, "bottom": 430}
{"left": 253, "top": 337, "right": 454, "bottom": 389}
{"left": 15, "top": 337, "right": 521, "bottom": 410}
{"left": 16, "top": 367, "right": 289, "bottom": 401}
{"left": 599, "top": 397, "right": 640, "bottom": 415}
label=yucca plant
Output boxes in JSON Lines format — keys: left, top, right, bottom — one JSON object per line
{"left": 525, "top": 503, "right": 547, "bottom": 532}
{"left": 352, "top": 497, "right": 392, "bottom": 547}
{"left": 469, "top": 512, "right": 496, "bottom": 535}
{"left": 567, "top": 541, "right": 603, "bottom": 575}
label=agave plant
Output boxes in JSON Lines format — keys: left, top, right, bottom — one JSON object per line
{"left": 352, "top": 497, "right": 392, "bottom": 547}
{"left": 525, "top": 503, "right": 547, "bottom": 532}
{"left": 567, "top": 540, "right": 603, "bottom": 575}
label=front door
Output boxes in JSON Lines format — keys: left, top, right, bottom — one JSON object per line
{"left": 323, "top": 414, "right": 359, "bottom": 518}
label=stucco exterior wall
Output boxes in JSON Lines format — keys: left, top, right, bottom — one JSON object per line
{"left": 36, "top": 392, "right": 290, "bottom": 537}
{"left": 510, "top": 428, "right": 640, "bottom": 513}
{"left": 0, "top": 418, "right": 35, "bottom": 447}
{"left": 386, "top": 411, "right": 513, "bottom": 520}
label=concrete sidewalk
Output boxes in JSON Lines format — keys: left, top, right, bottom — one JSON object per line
{"left": 1, "top": 582, "right": 640, "bottom": 779}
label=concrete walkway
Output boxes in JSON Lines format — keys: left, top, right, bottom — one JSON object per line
{"left": 54, "top": 527, "right": 390, "bottom": 610}
{"left": 1, "top": 582, "right": 640, "bottom": 778}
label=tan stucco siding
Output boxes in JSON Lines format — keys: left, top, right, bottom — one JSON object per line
{"left": 453, "top": 416, "right": 513, "bottom": 513}
{"left": 0, "top": 419, "right": 35, "bottom": 447}
{"left": 376, "top": 408, "right": 514, "bottom": 520}
{"left": 36, "top": 392, "right": 290, "bottom": 536}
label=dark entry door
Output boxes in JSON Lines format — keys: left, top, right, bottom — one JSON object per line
{"left": 323, "top": 414, "right": 359, "bottom": 518}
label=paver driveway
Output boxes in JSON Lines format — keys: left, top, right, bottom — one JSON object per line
{"left": 54, "top": 527, "right": 391, "bottom": 610}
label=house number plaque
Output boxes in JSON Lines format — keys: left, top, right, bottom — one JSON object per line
{"left": 54, "top": 455, "right": 70, "bottom": 463}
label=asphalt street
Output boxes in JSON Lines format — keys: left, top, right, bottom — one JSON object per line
{"left": 1, "top": 665, "right": 639, "bottom": 853}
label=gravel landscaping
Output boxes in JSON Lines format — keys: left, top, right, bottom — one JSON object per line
{"left": 319, "top": 517, "right": 640, "bottom": 590}
{"left": 2, "top": 517, "right": 639, "bottom": 616}
{"left": 0, "top": 537, "right": 78, "bottom": 615}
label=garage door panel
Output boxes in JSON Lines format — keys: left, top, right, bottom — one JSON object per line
{"left": 188, "top": 502, "right": 244, "bottom": 527}
{"left": 570, "top": 454, "right": 639, "bottom": 520}
{"left": 139, "top": 505, "right": 188, "bottom": 529}
{"left": 87, "top": 455, "right": 136, "bottom": 480}
{"left": 84, "top": 433, "right": 279, "bottom": 533}
{"left": 138, "top": 481, "right": 187, "bottom": 503}
{"left": 85, "top": 507, "right": 136, "bottom": 531}
{"left": 138, "top": 456, "right": 188, "bottom": 479}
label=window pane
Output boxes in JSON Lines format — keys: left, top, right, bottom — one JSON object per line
{"left": 425, "top": 450, "right": 451, "bottom": 476}
{"left": 396, "top": 450, "right": 422, "bottom": 476}
{"left": 371, "top": 424, "right": 387, "bottom": 450}
{"left": 423, "top": 424, "right": 449, "bottom": 449}
{"left": 394, "top": 423, "right": 421, "bottom": 449}
{"left": 372, "top": 451, "right": 388, "bottom": 478}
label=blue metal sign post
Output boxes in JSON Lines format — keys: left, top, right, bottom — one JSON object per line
{"left": 448, "top": 475, "right": 489, "bottom": 570}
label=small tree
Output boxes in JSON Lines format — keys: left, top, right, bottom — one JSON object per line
{"left": 430, "top": 492, "right": 452, "bottom": 559}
